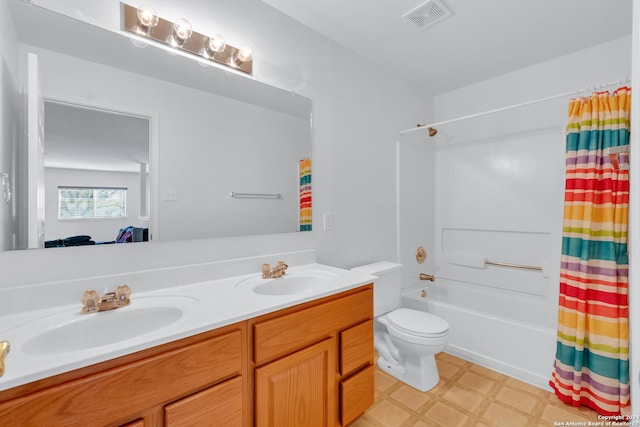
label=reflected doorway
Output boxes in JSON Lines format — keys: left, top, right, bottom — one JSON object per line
{"left": 42, "top": 100, "right": 151, "bottom": 246}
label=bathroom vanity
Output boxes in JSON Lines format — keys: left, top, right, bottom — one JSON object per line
{"left": 0, "top": 265, "right": 374, "bottom": 426}
{"left": 251, "top": 284, "right": 374, "bottom": 426}
{"left": 0, "top": 322, "right": 246, "bottom": 426}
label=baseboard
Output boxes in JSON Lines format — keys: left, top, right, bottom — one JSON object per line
{"left": 444, "top": 344, "right": 553, "bottom": 392}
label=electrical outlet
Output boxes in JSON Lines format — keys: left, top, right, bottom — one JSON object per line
{"left": 323, "top": 212, "right": 334, "bottom": 231}
{"left": 162, "top": 187, "right": 178, "bottom": 201}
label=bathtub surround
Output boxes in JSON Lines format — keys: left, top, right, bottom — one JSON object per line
{"left": 402, "top": 287, "right": 557, "bottom": 390}
{"left": 398, "top": 36, "right": 632, "bottom": 392}
{"left": 550, "top": 88, "right": 631, "bottom": 416}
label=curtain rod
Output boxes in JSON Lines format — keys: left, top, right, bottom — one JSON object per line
{"left": 399, "top": 77, "right": 630, "bottom": 136}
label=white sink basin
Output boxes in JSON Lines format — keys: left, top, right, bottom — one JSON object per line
{"left": 14, "top": 296, "right": 199, "bottom": 355}
{"left": 237, "top": 271, "right": 339, "bottom": 296}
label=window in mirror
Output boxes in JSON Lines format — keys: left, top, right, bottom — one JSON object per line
{"left": 58, "top": 187, "right": 127, "bottom": 219}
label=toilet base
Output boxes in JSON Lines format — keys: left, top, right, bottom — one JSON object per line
{"left": 376, "top": 353, "right": 440, "bottom": 392}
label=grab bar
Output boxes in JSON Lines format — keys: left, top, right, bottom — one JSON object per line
{"left": 229, "top": 192, "right": 282, "bottom": 199}
{"left": 485, "top": 260, "right": 542, "bottom": 271}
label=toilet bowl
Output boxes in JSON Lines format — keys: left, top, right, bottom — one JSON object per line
{"left": 351, "top": 262, "right": 450, "bottom": 392}
{"left": 375, "top": 308, "right": 449, "bottom": 391}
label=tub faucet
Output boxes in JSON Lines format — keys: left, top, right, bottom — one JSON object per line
{"left": 262, "top": 261, "right": 288, "bottom": 279}
{"left": 0, "top": 341, "right": 9, "bottom": 378}
{"left": 81, "top": 285, "right": 131, "bottom": 313}
{"left": 419, "top": 273, "right": 435, "bottom": 282}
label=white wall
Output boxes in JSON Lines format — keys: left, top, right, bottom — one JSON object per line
{"left": 430, "top": 36, "right": 631, "bottom": 327}
{"left": 396, "top": 132, "right": 436, "bottom": 286}
{"left": 44, "top": 167, "right": 147, "bottom": 243}
{"left": 0, "top": 0, "right": 430, "bottom": 288}
{"left": 0, "top": 0, "right": 19, "bottom": 251}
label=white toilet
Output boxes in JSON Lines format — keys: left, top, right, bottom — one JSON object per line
{"left": 351, "top": 262, "right": 449, "bottom": 392}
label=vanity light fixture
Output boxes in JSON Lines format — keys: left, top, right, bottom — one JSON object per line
{"left": 169, "top": 18, "right": 192, "bottom": 47}
{"left": 136, "top": 4, "right": 158, "bottom": 34}
{"left": 204, "top": 34, "right": 226, "bottom": 57}
{"left": 122, "top": 3, "right": 253, "bottom": 74}
{"left": 233, "top": 44, "right": 254, "bottom": 66}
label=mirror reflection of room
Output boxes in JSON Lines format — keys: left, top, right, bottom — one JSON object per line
{"left": 1, "top": 0, "right": 313, "bottom": 252}
{"left": 43, "top": 101, "right": 150, "bottom": 248}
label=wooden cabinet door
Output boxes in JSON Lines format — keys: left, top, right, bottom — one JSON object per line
{"left": 255, "top": 338, "right": 335, "bottom": 427}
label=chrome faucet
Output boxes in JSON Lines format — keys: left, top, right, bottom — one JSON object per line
{"left": 262, "top": 261, "right": 288, "bottom": 279}
{"left": 81, "top": 285, "right": 131, "bottom": 313}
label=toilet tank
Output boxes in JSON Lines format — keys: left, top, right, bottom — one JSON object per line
{"left": 351, "top": 262, "right": 403, "bottom": 317}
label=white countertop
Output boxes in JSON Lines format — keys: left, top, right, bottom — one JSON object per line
{"left": 0, "top": 263, "right": 375, "bottom": 392}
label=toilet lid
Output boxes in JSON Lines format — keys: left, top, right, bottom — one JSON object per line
{"left": 386, "top": 308, "right": 449, "bottom": 337}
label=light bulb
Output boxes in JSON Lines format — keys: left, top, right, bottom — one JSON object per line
{"left": 136, "top": 4, "right": 159, "bottom": 30}
{"left": 235, "top": 44, "right": 253, "bottom": 63}
{"left": 208, "top": 34, "right": 227, "bottom": 54}
{"left": 172, "top": 18, "right": 193, "bottom": 45}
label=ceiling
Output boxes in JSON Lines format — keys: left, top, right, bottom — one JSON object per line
{"left": 260, "top": 0, "right": 633, "bottom": 95}
{"left": 44, "top": 101, "right": 149, "bottom": 173}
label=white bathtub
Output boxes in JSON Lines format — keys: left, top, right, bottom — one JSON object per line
{"left": 401, "top": 284, "right": 556, "bottom": 391}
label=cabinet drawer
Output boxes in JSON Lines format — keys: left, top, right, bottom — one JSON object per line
{"left": 121, "top": 419, "right": 145, "bottom": 427}
{"left": 340, "top": 319, "right": 373, "bottom": 376}
{"left": 165, "top": 376, "right": 243, "bottom": 427}
{"left": 253, "top": 287, "right": 372, "bottom": 365}
{"left": 339, "top": 365, "right": 375, "bottom": 426}
{"left": 0, "top": 329, "right": 243, "bottom": 427}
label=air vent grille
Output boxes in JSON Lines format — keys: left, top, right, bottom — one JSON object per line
{"left": 402, "top": 0, "right": 452, "bottom": 30}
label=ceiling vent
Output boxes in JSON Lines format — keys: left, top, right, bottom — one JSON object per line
{"left": 402, "top": 0, "right": 453, "bottom": 30}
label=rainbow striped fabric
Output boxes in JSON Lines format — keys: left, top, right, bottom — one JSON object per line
{"left": 299, "top": 158, "right": 312, "bottom": 231}
{"left": 550, "top": 87, "right": 630, "bottom": 416}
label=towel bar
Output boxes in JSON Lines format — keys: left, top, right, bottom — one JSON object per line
{"left": 229, "top": 192, "right": 282, "bottom": 199}
{"left": 485, "top": 260, "right": 542, "bottom": 271}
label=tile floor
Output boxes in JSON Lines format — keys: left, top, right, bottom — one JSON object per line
{"left": 351, "top": 353, "right": 600, "bottom": 427}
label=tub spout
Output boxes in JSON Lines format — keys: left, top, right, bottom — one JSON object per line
{"left": 419, "top": 273, "right": 435, "bottom": 282}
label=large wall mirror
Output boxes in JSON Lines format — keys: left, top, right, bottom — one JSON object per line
{"left": 3, "top": 0, "right": 312, "bottom": 251}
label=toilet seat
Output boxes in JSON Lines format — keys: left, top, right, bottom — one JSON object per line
{"left": 386, "top": 308, "right": 449, "bottom": 338}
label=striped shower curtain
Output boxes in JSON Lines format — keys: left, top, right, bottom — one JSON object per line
{"left": 550, "top": 87, "right": 630, "bottom": 416}
{"left": 299, "top": 158, "right": 312, "bottom": 231}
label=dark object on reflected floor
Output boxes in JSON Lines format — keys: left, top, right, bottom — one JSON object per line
{"left": 45, "top": 227, "right": 149, "bottom": 248}
{"left": 115, "top": 226, "right": 149, "bottom": 243}
{"left": 45, "top": 235, "right": 95, "bottom": 248}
